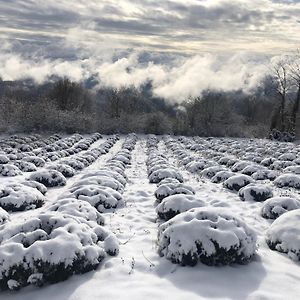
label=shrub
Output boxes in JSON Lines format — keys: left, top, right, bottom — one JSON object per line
{"left": 158, "top": 207, "right": 257, "bottom": 266}
{"left": 261, "top": 197, "right": 300, "bottom": 219}
{"left": 266, "top": 209, "right": 300, "bottom": 261}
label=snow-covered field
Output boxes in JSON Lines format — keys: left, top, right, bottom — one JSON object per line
{"left": 0, "top": 133, "right": 299, "bottom": 300}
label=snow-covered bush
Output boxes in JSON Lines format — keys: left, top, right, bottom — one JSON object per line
{"left": 186, "top": 160, "right": 215, "bottom": 173}
{"left": 23, "top": 156, "right": 45, "bottom": 167}
{"left": 45, "top": 198, "right": 105, "bottom": 225}
{"left": 156, "top": 195, "right": 206, "bottom": 220}
{"left": 149, "top": 168, "right": 183, "bottom": 184}
{"left": 155, "top": 183, "right": 195, "bottom": 201}
{"left": 21, "top": 180, "right": 47, "bottom": 195}
{"left": 252, "top": 170, "right": 278, "bottom": 181}
{"left": 0, "top": 164, "right": 22, "bottom": 176}
{"left": 283, "top": 166, "right": 300, "bottom": 175}
{"left": 47, "top": 164, "right": 76, "bottom": 178}
{"left": 223, "top": 175, "right": 254, "bottom": 191}
{"left": 62, "top": 159, "right": 85, "bottom": 170}
{"left": 266, "top": 209, "right": 300, "bottom": 261}
{"left": 61, "top": 185, "right": 124, "bottom": 212}
{"left": 261, "top": 157, "right": 276, "bottom": 167}
{"left": 0, "top": 155, "right": 9, "bottom": 164}
{"left": 241, "top": 165, "right": 264, "bottom": 176}
{"left": 0, "top": 184, "right": 45, "bottom": 211}
{"left": 238, "top": 184, "right": 273, "bottom": 202}
{"left": 72, "top": 176, "right": 124, "bottom": 193}
{"left": 211, "top": 171, "right": 234, "bottom": 183}
{"left": 0, "top": 212, "right": 118, "bottom": 290}
{"left": 81, "top": 170, "right": 127, "bottom": 187}
{"left": 261, "top": 197, "right": 300, "bottom": 219}
{"left": 274, "top": 174, "right": 300, "bottom": 189}
{"left": 12, "top": 161, "right": 37, "bottom": 172}
{"left": 158, "top": 207, "right": 257, "bottom": 266}
{"left": 28, "top": 170, "right": 66, "bottom": 187}
{"left": 231, "top": 161, "right": 250, "bottom": 172}
{"left": 201, "top": 166, "right": 226, "bottom": 179}
{"left": 0, "top": 207, "right": 9, "bottom": 224}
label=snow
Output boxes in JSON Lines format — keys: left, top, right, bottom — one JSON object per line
{"left": 0, "top": 134, "right": 300, "bottom": 299}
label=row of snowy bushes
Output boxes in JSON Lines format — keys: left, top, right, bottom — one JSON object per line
{"left": 145, "top": 136, "right": 258, "bottom": 267}
{"left": 0, "top": 134, "right": 61, "bottom": 153}
{"left": 0, "top": 135, "right": 143, "bottom": 291}
{"left": 57, "top": 134, "right": 137, "bottom": 213}
{"left": 175, "top": 137, "right": 300, "bottom": 262}
{"left": 0, "top": 196, "right": 119, "bottom": 290}
{"left": 179, "top": 136, "right": 300, "bottom": 190}
{"left": 0, "top": 133, "right": 103, "bottom": 177}
{"left": 0, "top": 136, "right": 119, "bottom": 213}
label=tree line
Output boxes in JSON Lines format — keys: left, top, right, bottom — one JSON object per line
{"left": 0, "top": 51, "right": 299, "bottom": 139}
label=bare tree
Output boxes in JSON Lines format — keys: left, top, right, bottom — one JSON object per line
{"left": 270, "top": 57, "right": 292, "bottom": 132}
{"left": 289, "top": 50, "right": 300, "bottom": 134}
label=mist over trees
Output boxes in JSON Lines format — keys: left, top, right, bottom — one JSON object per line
{"left": 0, "top": 51, "right": 300, "bottom": 139}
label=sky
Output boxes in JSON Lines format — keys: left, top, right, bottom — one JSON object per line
{"left": 0, "top": 0, "right": 299, "bottom": 101}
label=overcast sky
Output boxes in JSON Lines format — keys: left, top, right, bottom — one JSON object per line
{"left": 0, "top": 0, "right": 299, "bottom": 101}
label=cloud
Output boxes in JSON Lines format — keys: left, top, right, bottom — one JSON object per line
{"left": 0, "top": 0, "right": 299, "bottom": 54}
{"left": 0, "top": 42, "right": 269, "bottom": 102}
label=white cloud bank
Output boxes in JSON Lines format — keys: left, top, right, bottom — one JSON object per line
{"left": 0, "top": 43, "right": 270, "bottom": 102}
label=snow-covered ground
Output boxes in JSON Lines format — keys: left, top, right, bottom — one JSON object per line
{"left": 0, "top": 134, "right": 299, "bottom": 300}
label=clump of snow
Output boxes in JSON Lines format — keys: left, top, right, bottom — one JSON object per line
{"left": 28, "top": 169, "right": 67, "bottom": 187}
{"left": 261, "top": 197, "right": 300, "bottom": 219}
{"left": 238, "top": 184, "right": 273, "bottom": 202}
{"left": 158, "top": 207, "right": 257, "bottom": 266}
{"left": 0, "top": 212, "right": 118, "bottom": 290}
{"left": 223, "top": 174, "right": 254, "bottom": 191}
{"left": 266, "top": 209, "right": 300, "bottom": 261}
{"left": 0, "top": 183, "right": 45, "bottom": 212}
{"left": 155, "top": 182, "right": 195, "bottom": 202}
{"left": 156, "top": 194, "right": 206, "bottom": 220}
{"left": 274, "top": 173, "right": 300, "bottom": 189}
